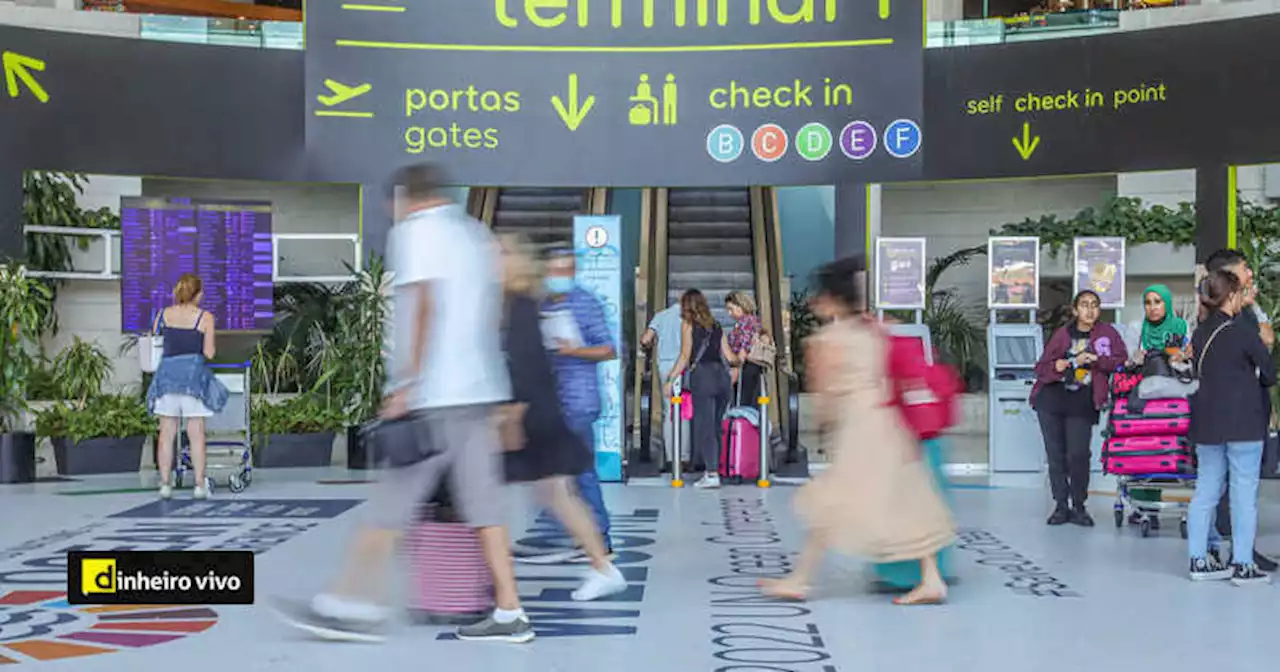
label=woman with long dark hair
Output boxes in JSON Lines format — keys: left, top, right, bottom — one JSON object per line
{"left": 1186, "top": 269, "right": 1275, "bottom": 584}
{"left": 665, "top": 289, "right": 734, "bottom": 489}
{"left": 495, "top": 234, "right": 626, "bottom": 600}
{"left": 1030, "top": 289, "right": 1127, "bottom": 527}
{"left": 758, "top": 257, "right": 955, "bottom": 605}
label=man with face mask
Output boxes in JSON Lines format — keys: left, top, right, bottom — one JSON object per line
{"left": 515, "top": 247, "right": 618, "bottom": 576}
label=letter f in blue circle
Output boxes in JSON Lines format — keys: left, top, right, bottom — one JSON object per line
{"left": 884, "top": 119, "right": 922, "bottom": 159}
{"left": 707, "top": 124, "right": 744, "bottom": 163}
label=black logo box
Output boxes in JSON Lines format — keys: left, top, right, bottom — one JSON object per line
{"left": 67, "top": 550, "right": 254, "bottom": 605}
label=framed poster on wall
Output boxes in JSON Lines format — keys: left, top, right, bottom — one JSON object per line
{"left": 988, "top": 237, "right": 1040, "bottom": 309}
{"left": 1073, "top": 237, "right": 1126, "bottom": 309}
{"left": 875, "top": 237, "right": 927, "bottom": 310}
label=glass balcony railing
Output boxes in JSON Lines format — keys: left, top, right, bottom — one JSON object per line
{"left": 139, "top": 15, "right": 303, "bottom": 49}
{"left": 135, "top": 9, "right": 1120, "bottom": 51}
{"left": 927, "top": 9, "right": 1122, "bottom": 47}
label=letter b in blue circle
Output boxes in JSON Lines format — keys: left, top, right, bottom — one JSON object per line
{"left": 884, "top": 119, "right": 922, "bottom": 159}
{"left": 707, "top": 124, "right": 744, "bottom": 163}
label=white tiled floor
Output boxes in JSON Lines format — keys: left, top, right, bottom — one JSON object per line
{"left": 0, "top": 463, "right": 1277, "bottom": 671}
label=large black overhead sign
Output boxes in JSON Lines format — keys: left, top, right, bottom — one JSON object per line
{"left": 923, "top": 15, "right": 1280, "bottom": 180}
{"left": 304, "top": 0, "right": 925, "bottom": 186}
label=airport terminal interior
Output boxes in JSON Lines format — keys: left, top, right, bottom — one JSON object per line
{"left": 3, "top": 0, "right": 1280, "bottom": 669}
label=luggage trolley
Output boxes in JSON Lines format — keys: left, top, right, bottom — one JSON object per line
{"left": 173, "top": 361, "right": 253, "bottom": 494}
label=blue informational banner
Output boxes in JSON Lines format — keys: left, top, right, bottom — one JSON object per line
{"left": 574, "top": 215, "right": 624, "bottom": 482}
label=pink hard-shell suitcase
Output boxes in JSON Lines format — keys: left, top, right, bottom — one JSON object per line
{"left": 720, "top": 416, "right": 762, "bottom": 484}
{"left": 1103, "top": 436, "right": 1192, "bottom": 475}
{"left": 1108, "top": 400, "right": 1191, "bottom": 437}
{"left": 1111, "top": 397, "right": 1190, "bottom": 418}
{"left": 404, "top": 503, "right": 492, "bottom": 625}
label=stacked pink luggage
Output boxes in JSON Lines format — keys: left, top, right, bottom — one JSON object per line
{"left": 1102, "top": 373, "right": 1193, "bottom": 476}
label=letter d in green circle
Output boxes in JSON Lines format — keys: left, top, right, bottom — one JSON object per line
{"left": 796, "top": 123, "right": 833, "bottom": 161}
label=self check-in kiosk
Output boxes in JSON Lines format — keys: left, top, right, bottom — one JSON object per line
{"left": 988, "top": 320, "right": 1046, "bottom": 472}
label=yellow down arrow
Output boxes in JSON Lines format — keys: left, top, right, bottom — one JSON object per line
{"left": 3, "top": 51, "right": 48, "bottom": 104}
{"left": 551, "top": 73, "right": 595, "bottom": 132}
{"left": 1011, "top": 121, "right": 1040, "bottom": 161}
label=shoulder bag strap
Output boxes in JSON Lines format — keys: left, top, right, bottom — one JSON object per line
{"left": 688, "top": 326, "right": 713, "bottom": 375}
{"left": 1195, "top": 321, "right": 1232, "bottom": 378}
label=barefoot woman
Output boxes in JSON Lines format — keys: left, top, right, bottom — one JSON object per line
{"left": 759, "top": 257, "right": 956, "bottom": 606}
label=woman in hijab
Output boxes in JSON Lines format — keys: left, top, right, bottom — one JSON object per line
{"left": 1134, "top": 284, "right": 1189, "bottom": 365}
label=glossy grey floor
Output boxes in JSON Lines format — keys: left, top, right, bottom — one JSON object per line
{"left": 1, "top": 469, "right": 1279, "bottom": 672}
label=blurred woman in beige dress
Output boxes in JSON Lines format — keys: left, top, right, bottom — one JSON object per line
{"left": 760, "top": 257, "right": 955, "bottom": 606}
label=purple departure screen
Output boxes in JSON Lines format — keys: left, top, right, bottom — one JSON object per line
{"left": 120, "top": 197, "right": 274, "bottom": 333}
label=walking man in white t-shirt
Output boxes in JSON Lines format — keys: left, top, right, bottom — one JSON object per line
{"left": 274, "top": 164, "right": 533, "bottom": 643}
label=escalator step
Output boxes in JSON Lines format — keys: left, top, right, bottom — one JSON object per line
{"left": 668, "top": 205, "right": 751, "bottom": 222}
{"left": 668, "top": 189, "right": 750, "bottom": 207}
{"left": 667, "top": 271, "right": 755, "bottom": 289}
{"left": 668, "top": 239, "right": 752, "bottom": 256}
{"left": 667, "top": 221, "right": 752, "bottom": 238}
{"left": 497, "top": 194, "right": 585, "bottom": 211}
{"left": 669, "top": 255, "right": 754, "bottom": 274}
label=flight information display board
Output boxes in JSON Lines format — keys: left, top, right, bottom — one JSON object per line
{"left": 120, "top": 197, "right": 274, "bottom": 333}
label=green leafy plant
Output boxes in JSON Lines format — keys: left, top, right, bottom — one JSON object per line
{"left": 788, "top": 290, "right": 820, "bottom": 388}
{"left": 328, "top": 255, "right": 390, "bottom": 424}
{"left": 0, "top": 264, "right": 53, "bottom": 432}
{"left": 22, "top": 172, "right": 121, "bottom": 336}
{"left": 25, "top": 356, "right": 62, "bottom": 401}
{"left": 995, "top": 196, "right": 1196, "bottom": 257}
{"left": 51, "top": 337, "right": 114, "bottom": 406}
{"left": 34, "top": 394, "right": 155, "bottom": 443}
{"left": 251, "top": 393, "right": 346, "bottom": 436}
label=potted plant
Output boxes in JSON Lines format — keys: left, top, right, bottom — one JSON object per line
{"left": 251, "top": 392, "right": 345, "bottom": 468}
{"left": 0, "top": 263, "right": 52, "bottom": 483}
{"left": 332, "top": 256, "right": 390, "bottom": 469}
{"left": 36, "top": 393, "right": 156, "bottom": 475}
{"left": 51, "top": 336, "right": 114, "bottom": 406}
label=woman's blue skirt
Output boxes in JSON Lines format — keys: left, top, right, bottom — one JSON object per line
{"left": 870, "top": 438, "right": 955, "bottom": 589}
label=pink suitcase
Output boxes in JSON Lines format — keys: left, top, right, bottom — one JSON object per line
{"left": 1103, "top": 436, "right": 1192, "bottom": 475}
{"left": 1108, "top": 398, "right": 1190, "bottom": 437}
{"left": 404, "top": 505, "right": 492, "bottom": 625}
{"left": 1111, "top": 397, "right": 1190, "bottom": 417}
{"left": 720, "top": 416, "right": 761, "bottom": 484}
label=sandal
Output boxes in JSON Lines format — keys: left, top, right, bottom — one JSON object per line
{"left": 757, "top": 578, "right": 808, "bottom": 601}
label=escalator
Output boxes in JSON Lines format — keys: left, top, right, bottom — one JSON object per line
{"left": 466, "top": 187, "right": 607, "bottom": 247}
{"left": 630, "top": 187, "right": 805, "bottom": 480}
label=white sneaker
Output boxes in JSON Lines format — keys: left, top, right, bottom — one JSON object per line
{"left": 159, "top": 484, "right": 172, "bottom": 500}
{"left": 192, "top": 486, "right": 210, "bottom": 500}
{"left": 694, "top": 473, "right": 721, "bottom": 489}
{"left": 571, "top": 565, "right": 627, "bottom": 601}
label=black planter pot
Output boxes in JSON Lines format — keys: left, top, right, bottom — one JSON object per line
{"left": 346, "top": 425, "right": 380, "bottom": 470}
{"left": 0, "top": 432, "right": 37, "bottom": 483}
{"left": 256, "top": 432, "right": 335, "bottom": 468}
{"left": 52, "top": 436, "right": 146, "bottom": 475}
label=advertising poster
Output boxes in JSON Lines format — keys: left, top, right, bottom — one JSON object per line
{"left": 875, "top": 237, "right": 927, "bottom": 310}
{"left": 988, "top": 237, "right": 1041, "bottom": 309}
{"left": 573, "top": 215, "right": 624, "bottom": 483}
{"left": 1073, "top": 237, "right": 1126, "bottom": 308}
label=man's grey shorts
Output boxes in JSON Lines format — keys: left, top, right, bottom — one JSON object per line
{"left": 365, "top": 404, "right": 506, "bottom": 531}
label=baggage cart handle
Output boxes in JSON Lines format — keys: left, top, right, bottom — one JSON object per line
{"left": 758, "top": 376, "right": 771, "bottom": 488}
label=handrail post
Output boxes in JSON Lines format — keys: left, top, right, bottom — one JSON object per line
{"left": 758, "top": 375, "right": 771, "bottom": 488}
{"left": 670, "top": 378, "right": 684, "bottom": 488}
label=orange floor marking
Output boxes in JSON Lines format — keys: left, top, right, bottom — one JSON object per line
{"left": 4, "top": 640, "right": 115, "bottom": 661}
{"left": 91, "top": 620, "right": 216, "bottom": 633}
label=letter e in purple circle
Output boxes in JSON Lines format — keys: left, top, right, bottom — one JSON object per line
{"left": 839, "top": 121, "right": 877, "bottom": 160}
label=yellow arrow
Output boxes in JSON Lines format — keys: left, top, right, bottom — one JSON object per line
{"left": 3, "top": 51, "right": 48, "bottom": 104}
{"left": 1011, "top": 121, "right": 1040, "bottom": 160}
{"left": 550, "top": 73, "right": 595, "bottom": 132}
